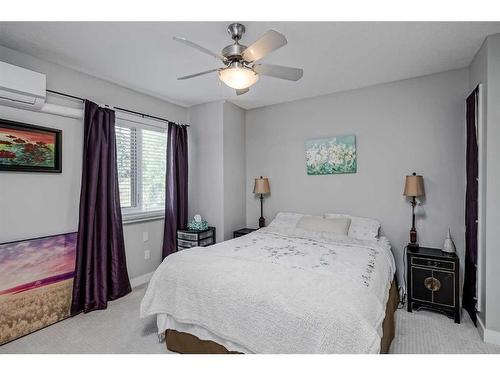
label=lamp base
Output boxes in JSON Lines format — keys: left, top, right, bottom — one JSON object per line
{"left": 259, "top": 217, "right": 266, "bottom": 228}
{"left": 407, "top": 242, "right": 420, "bottom": 251}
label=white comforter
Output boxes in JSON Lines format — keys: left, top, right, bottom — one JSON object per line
{"left": 140, "top": 227, "right": 395, "bottom": 354}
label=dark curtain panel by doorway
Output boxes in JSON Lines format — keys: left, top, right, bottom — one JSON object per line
{"left": 71, "top": 100, "right": 131, "bottom": 315}
{"left": 162, "top": 123, "right": 188, "bottom": 259}
{"left": 463, "top": 87, "right": 479, "bottom": 325}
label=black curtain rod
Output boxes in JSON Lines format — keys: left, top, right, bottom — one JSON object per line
{"left": 113, "top": 106, "right": 189, "bottom": 127}
{"left": 47, "top": 89, "right": 84, "bottom": 102}
{"left": 46, "top": 89, "right": 189, "bottom": 127}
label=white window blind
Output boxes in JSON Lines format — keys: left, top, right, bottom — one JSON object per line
{"left": 116, "top": 125, "right": 137, "bottom": 209}
{"left": 141, "top": 128, "right": 167, "bottom": 211}
{"left": 116, "top": 120, "right": 167, "bottom": 219}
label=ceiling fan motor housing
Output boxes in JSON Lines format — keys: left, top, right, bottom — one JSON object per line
{"left": 222, "top": 43, "right": 248, "bottom": 60}
{"left": 222, "top": 23, "right": 248, "bottom": 61}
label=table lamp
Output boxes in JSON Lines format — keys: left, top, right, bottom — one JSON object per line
{"left": 403, "top": 172, "right": 425, "bottom": 250}
{"left": 253, "top": 176, "right": 270, "bottom": 228}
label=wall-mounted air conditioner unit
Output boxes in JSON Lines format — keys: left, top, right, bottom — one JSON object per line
{"left": 0, "top": 61, "right": 46, "bottom": 110}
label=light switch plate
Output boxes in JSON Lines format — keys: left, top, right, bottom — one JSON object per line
{"left": 144, "top": 250, "right": 151, "bottom": 260}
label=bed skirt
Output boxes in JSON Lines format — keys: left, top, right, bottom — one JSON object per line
{"left": 165, "top": 278, "right": 399, "bottom": 354}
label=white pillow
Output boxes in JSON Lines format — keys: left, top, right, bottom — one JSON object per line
{"left": 324, "top": 213, "right": 380, "bottom": 240}
{"left": 297, "top": 216, "right": 351, "bottom": 235}
{"left": 268, "top": 212, "right": 306, "bottom": 229}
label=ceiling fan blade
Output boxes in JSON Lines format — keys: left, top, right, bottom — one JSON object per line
{"left": 242, "top": 30, "right": 287, "bottom": 62}
{"left": 177, "top": 69, "right": 220, "bottom": 80}
{"left": 253, "top": 64, "right": 303, "bottom": 81}
{"left": 173, "top": 37, "right": 226, "bottom": 62}
{"left": 235, "top": 88, "right": 249, "bottom": 96}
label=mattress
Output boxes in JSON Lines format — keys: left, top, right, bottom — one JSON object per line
{"left": 162, "top": 278, "right": 399, "bottom": 354}
{"left": 158, "top": 314, "right": 251, "bottom": 353}
{"left": 141, "top": 226, "right": 396, "bottom": 353}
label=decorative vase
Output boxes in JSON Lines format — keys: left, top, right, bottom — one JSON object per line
{"left": 188, "top": 214, "right": 208, "bottom": 231}
{"left": 443, "top": 229, "right": 456, "bottom": 253}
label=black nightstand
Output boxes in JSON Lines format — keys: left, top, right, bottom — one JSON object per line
{"left": 233, "top": 228, "right": 258, "bottom": 238}
{"left": 406, "top": 246, "right": 460, "bottom": 323}
{"left": 176, "top": 227, "right": 216, "bottom": 251}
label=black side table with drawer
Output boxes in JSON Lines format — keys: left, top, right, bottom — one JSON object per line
{"left": 407, "top": 246, "right": 460, "bottom": 323}
{"left": 176, "top": 227, "right": 216, "bottom": 251}
{"left": 233, "top": 228, "right": 258, "bottom": 238}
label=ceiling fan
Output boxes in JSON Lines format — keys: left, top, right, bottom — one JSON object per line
{"left": 174, "top": 23, "right": 303, "bottom": 95}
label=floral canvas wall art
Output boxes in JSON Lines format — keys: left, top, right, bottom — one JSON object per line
{"left": 0, "top": 119, "right": 62, "bottom": 173}
{"left": 305, "top": 135, "right": 357, "bottom": 175}
{"left": 0, "top": 233, "right": 76, "bottom": 345}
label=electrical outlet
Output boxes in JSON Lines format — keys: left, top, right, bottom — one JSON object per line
{"left": 144, "top": 250, "right": 151, "bottom": 260}
{"left": 142, "top": 232, "right": 149, "bottom": 242}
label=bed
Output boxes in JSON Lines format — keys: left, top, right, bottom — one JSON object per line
{"left": 140, "top": 213, "right": 398, "bottom": 354}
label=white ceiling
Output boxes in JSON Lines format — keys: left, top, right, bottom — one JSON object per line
{"left": 1, "top": 22, "right": 499, "bottom": 109}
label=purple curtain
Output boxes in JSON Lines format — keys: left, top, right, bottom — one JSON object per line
{"left": 71, "top": 100, "right": 131, "bottom": 315}
{"left": 463, "top": 87, "right": 479, "bottom": 325}
{"left": 162, "top": 123, "right": 188, "bottom": 259}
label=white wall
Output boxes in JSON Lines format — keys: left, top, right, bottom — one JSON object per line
{"left": 222, "top": 102, "right": 246, "bottom": 240}
{"left": 484, "top": 34, "right": 500, "bottom": 334}
{"left": 187, "top": 101, "right": 224, "bottom": 242}
{"left": 480, "top": 34, "right": 500, "bottom": 335}
{"left": 246, "top": 69, "right": 469, "bottom": 285}
{"left": 0, "top": 45, "right": 188, "bottom": 279}
{"left": 0, "top": 105, "right": 82, "bottom": 240}
{"left": 188, "top": 100, "right": 246, "bottom": 242}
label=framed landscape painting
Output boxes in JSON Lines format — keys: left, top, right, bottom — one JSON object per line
{"left": 0, "top": 233, "right": 76, "bottom": 345}
{"left": 305, "top": 135, "right": 357, "bottom": 175}
{"left": 0, "top": 119, "right": 62, "bottom": 172}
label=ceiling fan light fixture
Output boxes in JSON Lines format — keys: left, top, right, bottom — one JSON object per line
{"left": 219, "top": 65, "right": 259, "bottom": 90}
{"left": 174, "top": 24, "right": 302, "bottom": 96}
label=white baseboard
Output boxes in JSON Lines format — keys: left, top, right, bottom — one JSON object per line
{"left": 477, "top": 315, "right": 500, "bottom": 346}
{"left": 477, "top": 315, "right": 485, "bottom": 339}
{"left": 130, "top": 271, "right": 155, "bottom": 288}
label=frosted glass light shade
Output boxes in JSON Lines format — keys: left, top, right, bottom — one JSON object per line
{"left": 219, "top": 67, "right": 259, "bottom": 89}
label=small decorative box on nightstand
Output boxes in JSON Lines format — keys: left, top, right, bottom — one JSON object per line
{"left": 233, "top": 228, "right": 257, "bottom": 238}
{"left": 176, "top": 227, "right": 216, "bottom": 251}
{"left": 406, "top": 246, "right": 460, "bottom": 323}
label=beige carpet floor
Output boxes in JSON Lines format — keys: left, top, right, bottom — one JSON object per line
{"left": 1, "top": 283, "right": 499, "bottom": 354}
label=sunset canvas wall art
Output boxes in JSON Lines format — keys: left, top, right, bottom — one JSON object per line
{"left": 0, "top": 233, "right": 76, "bottom": 345}
{"left": 0, "top": 119, "right": 62, "bottom": 172}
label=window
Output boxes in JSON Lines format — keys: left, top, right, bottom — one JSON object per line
{"left": 116, "top": 120, "right": 167, "bottom": 220}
